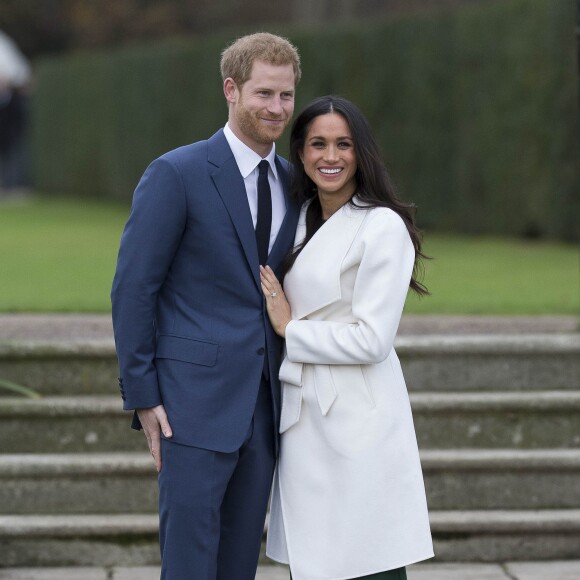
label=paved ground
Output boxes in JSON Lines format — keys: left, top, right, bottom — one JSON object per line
{"left": 0, "top": 314, "right": 577, "bottom": 341}
{"left": 1, "top": 562, "right": 580, "bottom": 579}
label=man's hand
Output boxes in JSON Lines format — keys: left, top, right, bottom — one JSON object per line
{"left": 137, "top": 405, "right": 173, "bottom": 472}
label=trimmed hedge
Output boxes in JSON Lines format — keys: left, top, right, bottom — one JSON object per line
{"left": 31, "top": 0, "right": 578, "bottom": 240}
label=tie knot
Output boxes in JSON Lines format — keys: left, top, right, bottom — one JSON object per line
{"left": 258, "top": 160, "right": 270, "bottom": 175}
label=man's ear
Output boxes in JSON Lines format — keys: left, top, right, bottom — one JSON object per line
{"left": 223, "top": 78, "right": 239, "bottom": 103}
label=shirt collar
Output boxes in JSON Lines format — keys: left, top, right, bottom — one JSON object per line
{"left": 224, "top": 123, "right": 279, "bottom": 180}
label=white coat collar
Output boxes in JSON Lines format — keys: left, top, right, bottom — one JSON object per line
{"left": 284, "top": 199, "right": 369, "bottom": 321}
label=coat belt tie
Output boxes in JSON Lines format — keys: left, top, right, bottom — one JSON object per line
{"left": 278, "top": 357, "right": 337, "bottom": 433}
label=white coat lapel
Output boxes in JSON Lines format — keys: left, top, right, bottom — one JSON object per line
{"left": 284, "top": 202, "right": 368, "bottom": 321}
{"left": 278, "top": 202, "right": 369, "bottom": 433}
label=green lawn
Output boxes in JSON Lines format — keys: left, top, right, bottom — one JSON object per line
{"left": 0, "top": 196, "right": 578, "bottom": 314}
{"left": 0, "top": 196, "right": 129, "bottom": 312}
{"left": 405, "top": 235, "right": 578, "bottom": 314}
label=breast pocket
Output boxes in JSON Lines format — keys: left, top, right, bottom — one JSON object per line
{"left": 155, "top": 334, "right": 219, "bottom": 367}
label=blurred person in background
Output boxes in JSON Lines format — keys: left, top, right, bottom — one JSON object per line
{"left": 0, "top": 30, "right": 32, "bottom": 196}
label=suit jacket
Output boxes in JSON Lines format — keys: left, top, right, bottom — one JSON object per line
{"left": 111, "top": 129, "right": 300, "bottom": 453}
{"left": 266, "top": 201, "right": 433, "bottom": 577}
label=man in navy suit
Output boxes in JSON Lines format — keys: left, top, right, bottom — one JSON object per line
{"left": 111, "top": 32, "right": 301, "bottom": 579}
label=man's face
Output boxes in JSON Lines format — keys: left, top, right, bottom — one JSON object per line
{"left": 225, "top": 60, "right": 296, "bottom": 155}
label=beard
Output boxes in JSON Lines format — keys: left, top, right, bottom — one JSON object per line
{"left": 234, "top": 101, "right": 290, "bottom": 145}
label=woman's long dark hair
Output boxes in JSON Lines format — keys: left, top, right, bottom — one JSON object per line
{"left": 285, "top": 95, "right": 429, "bottom": 296}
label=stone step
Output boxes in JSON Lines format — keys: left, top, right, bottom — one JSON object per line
{"left": 2, "top": 450, "right": 580, "bottom": 514}
{"left": 430, "top": 509, "right": 580, "bottom": 562}
{"left": 2, "top": 391, "right": 580, "bottom": 454}
{"left": 0, "top": 341, "right": 117, "bottom": 396}
{"left": 1, "top": 334, "right": 578, "bottom": 395}
{"left": 0, "top": 396, "right": 148, "bottom": 454}
{"left": 421, "top": 449, "right": 580, "bottom": 509}
{"left": 397, "top": 334, "right": 580, "bottom": 391}
{"left": 0, "top": 454, "right": 157, "bottom": 515}
{"left": 0, "top": 514, "right": 159, "bottom": 568}
{"left": 412, "top": 390, "right": 580, "bottom": 449}
{"left": 1, "top": 510, "right": 579, "bottom": 567}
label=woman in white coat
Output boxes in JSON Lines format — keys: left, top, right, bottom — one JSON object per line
{"left": 260, "top": 96, "right": 434, "bottom": 580}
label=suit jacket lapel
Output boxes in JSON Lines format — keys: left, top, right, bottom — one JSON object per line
{"left": 267, "top": 156, "right": 299, "bottom": 272}
{"left": 208, "top": 130, "right": 261, "bottom": 290}
{"left": 208, "top": 131, "right": 300, "bottom": 289}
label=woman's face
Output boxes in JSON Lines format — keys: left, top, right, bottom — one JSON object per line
{"left": 300, "top": 112, "right": 357, "bottom": 203}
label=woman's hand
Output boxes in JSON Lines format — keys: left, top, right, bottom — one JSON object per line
{"left": 260, "top": 265, "right": 291, "bottom": 337}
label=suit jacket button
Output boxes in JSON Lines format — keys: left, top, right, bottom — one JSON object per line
{"left": 257, "top": 347, "right": 265, "bottom": 355}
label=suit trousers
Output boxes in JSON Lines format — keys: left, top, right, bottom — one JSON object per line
{"left": 158, "top": 379, "right": 276, "bottom": 580}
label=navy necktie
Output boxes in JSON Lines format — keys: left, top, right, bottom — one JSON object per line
{"left": 256, "top": 160, "right": 272, "bottom": 265}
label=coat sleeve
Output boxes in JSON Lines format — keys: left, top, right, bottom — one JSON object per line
{"left": 111, "top": 157, "right": 187, "bottom": 410}
{"left": 284, "top": 210, "right": 415, "bottom": 365}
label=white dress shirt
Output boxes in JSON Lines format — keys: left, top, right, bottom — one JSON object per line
{"left": 223, "top": 123, "right": 286, "bottom": 254}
